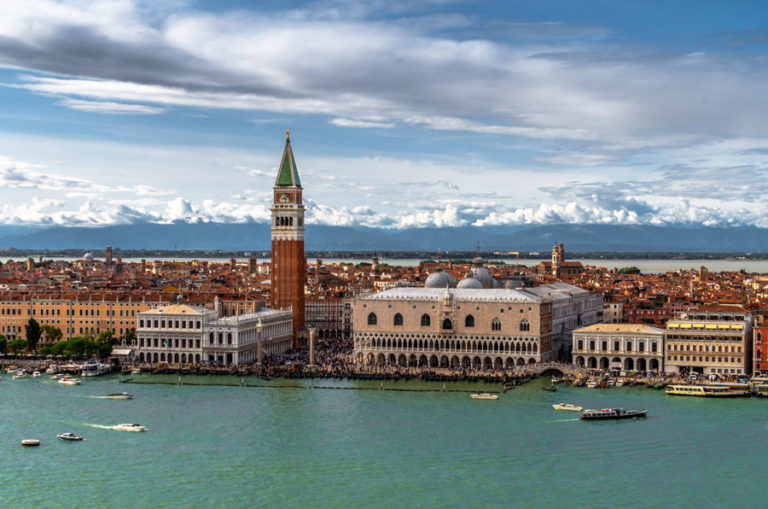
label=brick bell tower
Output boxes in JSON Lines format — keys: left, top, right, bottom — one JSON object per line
{"left": 270, "top": 131, "right": 306, "bottom": 348}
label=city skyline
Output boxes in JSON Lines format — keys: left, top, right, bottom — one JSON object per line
{"left": 1, "top": 1, "right": 768, "bottom": 230}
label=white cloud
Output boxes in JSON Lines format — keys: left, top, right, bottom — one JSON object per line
{"left": 58, "top": 98, "right": 167, "bottom": 115}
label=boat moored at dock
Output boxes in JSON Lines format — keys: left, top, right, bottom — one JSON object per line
{"left": 470, "top": 393, "right": 499, "bottom": 400}
{"left": 665, "top": 384, "right": 750, "bottom": 397}
{"left": 581, "top": 408, "right": 647, "bottom": 420}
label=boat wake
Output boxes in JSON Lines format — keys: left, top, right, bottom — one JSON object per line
{"left": 546, "top": 418, "right": 579, "bottom": 423}
{"left": 85, "top": 423, "right": 117, "bottom": 430}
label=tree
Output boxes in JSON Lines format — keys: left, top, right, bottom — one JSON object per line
{"left": 617, "top": 266, "right": 641, "bottom": 275}
{"left": 0, "top": 334, "right": 7, "bottom": 355}
{"left": 51, "top": 341, "right": 68, "bottom": 357}
{"left": 25, "top": 318, "right": 41, "bottom": 351}
{"left": 41, "top": 325, "right": 63, "bottom": 344}
{"left": 8, "top": 339, "right": 27, "bottom": 355}
{"left": 96, "top": 330, "right": 118, "bottom": 358}
{"left": 64, "top": 337, "right": 91, "bottom": 359}
{"left": 124, "top": 328, "right": 136, "bottom": 342}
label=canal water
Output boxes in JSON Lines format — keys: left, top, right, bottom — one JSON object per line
{"left": 1, "top": 375, "right": 765, "bottom": 507}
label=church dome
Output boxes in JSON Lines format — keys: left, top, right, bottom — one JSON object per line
{"left": 425, "top": 270, "right": 453, "bottom": 288}
{"left": 83, "top": 252, "right": 94, "bottom": 261}
{"left": 457, "top": 277, "right": 483, "bottom": 289}
{"left": 470, "top": 267, "right": 495, "bottom": 289}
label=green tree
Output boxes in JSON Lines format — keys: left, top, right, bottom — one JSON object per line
{"left": 617, "top": 266, "right": 641, "bottom": 275}
{"left": 8, "top": 339, "right": 27, "bottom": 355}
{"left": 51, "top": 341, "right": 68, "bottom": 357}
{"left": 25, "top": 318, "right": 41, "bottom": 351}
{"left": 96, "top": 330, "right": 118, "bottom": 358}
{"left": 64, "top": 337, "right": 91, "bottom": 359}
{"left": 0, "top": 334, "right": 7, "bottom": 355}
{"left": 41, "top": 325, "right": 63, "bottom": 344}
{"left": 124, "top": 328, "right": 136, "bottom": 342}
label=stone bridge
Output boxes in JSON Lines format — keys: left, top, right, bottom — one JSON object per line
{"left": 517, "top": 363, "right": 589, "bottom": 377}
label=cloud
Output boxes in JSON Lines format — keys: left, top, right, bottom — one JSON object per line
{"left": 58, "top": 98, "right": 166, "bottom": 115}
{"left": 3, "top": 0, "right": 768, "bottom": 149}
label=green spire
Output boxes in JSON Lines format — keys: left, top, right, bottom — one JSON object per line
{"left": 275, "top": 130, "right": 301, "bottom": 187}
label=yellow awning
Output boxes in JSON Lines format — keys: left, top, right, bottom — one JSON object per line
{"left": 718, "top": 324, "right": 730, "bottom": 329}
{"left": 693, "top": 324, "right": 704, "bottom": 329}
{"left": 705, "top": 324, "right": 717, "bottom": 329}
{"left": 732, "top": 324, "right": 743, "bottom": 330}
{"left": 680, "top": 324, "right": 692, "bottom": 329}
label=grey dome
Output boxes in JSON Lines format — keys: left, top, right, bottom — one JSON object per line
{"left": 470, "top": 267, "right": 495, "bottom": 289}
{"left": 457, "top": 277, "right": 483, "bottom": 289}
{"left": 425, "top": 270, "right": 453, "bottom": 288}
{"left": 83, "top": 252, "right": 94, "bottom": 261}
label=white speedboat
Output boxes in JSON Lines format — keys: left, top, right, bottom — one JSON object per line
{"left": 57, "top": 432, "right": 83, "bottom": 441}
{"left": 552, "top": 403, "right": 583, "bottom": 412}
{"left": 105, "top": 392, "right": 134, "bottom": 400}
{"left": 32, "top": 371, "right": 41, "bottom": 377}
{"left": 13, "top": 371, "right": 28, "bottom": 380}
{"left": 51, "top": 373, "right": 65, "bottom": 380}
{"left": 470, "top": 393, "right": 499, "bottom": 400}
{"left": 21, "top": 439, "right": 40, "bottom": 447}
{"left": 586, "top": 380, "right": 599, "bottom": 389}
{"left": 113, "top": 423, "right": 147, "bottom": 432}
{"left": 58, "top": 376, "right": 81, "bottom": 386}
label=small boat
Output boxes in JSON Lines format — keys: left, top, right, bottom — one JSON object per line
{"left": 551, "top": 377, "right": 563, "bottom": 384}
{"left": 58, "top": 376, "right": 81, "bottom": 386}
{"left": 615, "top": 380, "right": 624, "bottom": 387}
{"left": 131, "top": 368, "right": 141, "bottom": 375}
{"left": 51, "top": 374, "right": 65, "bottom": 380}
{"left": 32, "top": 371, "right": 41, "bottom": 377}
{"left": 57, "top": 433, "right": 83, "bottom": 441}
{"left": 586, "top": 380, "right": 598, "bottom": 389}
{"left": 552, "top": 403, "right": 583, "bottom": 412}
{"left": 542, "top": 386, "right": 558, "bottom": 392}
{"left": 21, "top": 439, "right": 40, "bottom": 447}
{"left": 470, "top": 393, "right": 499, "bottom": 400}
{"left": 105, "top": 392, "right": 134, "bottom": 400}
{"left": 581, "top": 408, "right": 647, "bottom": 421}
{"left": 113, "top": 423, "right": 147, "bottom": 432}
{"left": 13, "top": 371, "right": 28, "bottom": 380}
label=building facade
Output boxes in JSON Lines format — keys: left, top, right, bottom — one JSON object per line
{"left": 135, "top": 302, "right": 293, "bottom": 366}
{"left": 0, "top": 297, "right": 152, "bottom": 341}
{"left": 306, "top": 297, "right": 353, "bottom": 340}
{"left": 270, "top": 131, "right": 306, "bottom": 347}
{"left": 353, "top": 287, "right": 552, "bottom": 369}
{"left": 572, "top": 323, "right": 664, "bottom": 372}
{"left": 753, "top": 313, "right": 768, "bottom": 375}
{"left": 664, "top": 304, "right": 753, "bottom": 376}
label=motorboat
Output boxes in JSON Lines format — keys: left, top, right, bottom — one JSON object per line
{"left": 58, "top": 376, "right": 81, "bottom": 386}
{"left": 51, "top": 373, "right": 65, "bottom": 380}
{"left": 13, "top": 371, "right": 28, "bottom": 380}
{"left": 586, "top": 380, "right": 598, "bottom": 389}
{"left": 552, "top": 403, "right": 583, "bottom": 412}
{"left": 105, "top": 392, "right": 134, "bottom": 400}
{"left": 542, "top": 386, "right": 558, "bottom": 392}
{"left": 57, "top": 433, "right": 83, "bottom": 441}
{"left": 113, "top": 423, "right": 147, "bottom": 432}
{"left": 615, "top": 380, "right": 625, "bottom": 387}
{"left": 21, "top": 439, "right": 40, "bottom": 447}
{"left": 581, "top": 408, "right": 647, "bottom": 421}
{"left": 45, "top": 365, "right": 58, "bottom": 375}
{"left": 82, "top": 360, "right": 112, "bottom": 377}
{"left": 551, "top": 377, "right": 563, "bottom": 384}
{"left": 32, "top": 371, "right": 41, "bottom": 377}
{"left": 470, "top": 393, "right": 499, "bottom": 400}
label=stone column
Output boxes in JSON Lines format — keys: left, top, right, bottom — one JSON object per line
{"left": 308, "top": 325, "right": 317, "bottom": 367}
{"left": 256, "top": 319, "right": 263, "bottom": 365}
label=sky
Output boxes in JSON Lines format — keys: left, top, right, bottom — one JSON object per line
{"left": 1, "top": 0, "right": 768, "bottom": 229}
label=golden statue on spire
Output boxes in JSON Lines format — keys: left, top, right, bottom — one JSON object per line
{"left": 286, "top": 130, "right": 290, "bottom": 139}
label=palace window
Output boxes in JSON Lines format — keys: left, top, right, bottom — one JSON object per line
{"left": 492, "top": 318, "right": 501, "bottom": 331}
{"left": 442, "top": 318, "right": 453, "bottom": 330}
{"left": 519, "top": 319, "right": 530, "bottom": 332}
{"left": 367, "top": 313, "right": 378, "bottom": 326}
{"left": 394, "top": 313, "right": 403, "bottom": 326}
{"left": 465, "top": 315, "right": 475, "bottom": 328}
{"left": 421, "top": 314, "right": 430, "bottom": 327}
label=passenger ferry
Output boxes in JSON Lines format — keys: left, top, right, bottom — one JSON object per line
{"left": 581, "top": 408, "right": 647, "bottom": 421}
{"left": 82, "top": 360, "right": 112, "bottom": 377}
{"left": 470, "top": 393, "right": 499, "bottom": 400}
{"left": 665, "top": 384, "right": 749, "bottom": 397}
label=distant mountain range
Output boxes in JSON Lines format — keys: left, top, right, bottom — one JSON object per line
{"left": 0, "top": 222, "right": 767, "bottom": 253}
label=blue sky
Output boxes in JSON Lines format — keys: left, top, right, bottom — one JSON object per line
{"left": 1, "top": 0, "right": 767, "bottom": 229}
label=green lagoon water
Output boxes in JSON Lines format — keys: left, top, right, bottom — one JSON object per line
{"left": 1, "top": 375, "right": 766, "bottom": 508}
